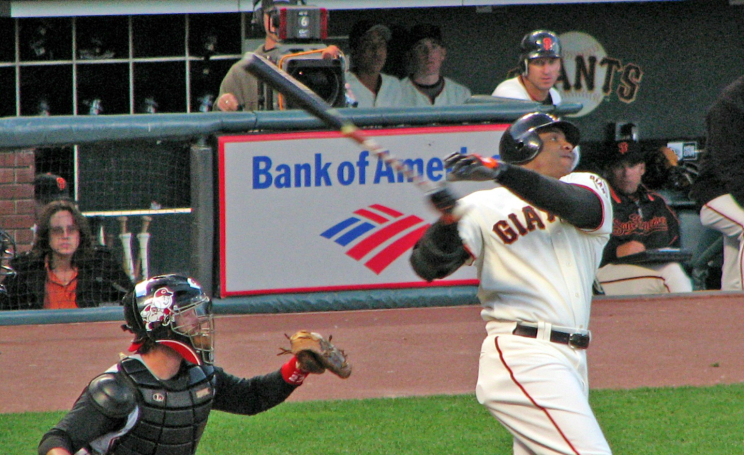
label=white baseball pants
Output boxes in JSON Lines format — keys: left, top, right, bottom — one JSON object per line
{"left": 476, "top": 322, "right": 612, "bottom": 455}
{"left": 700, "top": 194, "right": 744, "bottom": 290}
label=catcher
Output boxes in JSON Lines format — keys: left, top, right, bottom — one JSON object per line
{"left": 38, "top": 274, "right": 350, "bottom": 455}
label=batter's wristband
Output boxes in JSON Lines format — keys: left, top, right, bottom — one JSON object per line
{"left": 281, "top": 355, "right": 308, "bottom": 385}
{"left": 472, "top": 154, "right": 505, "bottom": 181}
{"left": 474, "top": 154, "right": 499, "bottom": 169}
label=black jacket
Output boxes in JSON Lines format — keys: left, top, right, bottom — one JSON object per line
{"left": 689, "top": 75, "right": 744, "bottom": 209}
{"left": 0, "top": 247, "right": 133, "bottom": 310}
{"left": 601, "top": 186, "right": 681, "bottom": 267}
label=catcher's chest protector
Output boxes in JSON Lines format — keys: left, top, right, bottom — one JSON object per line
{"left": 113, "top": 358, "right": 216, "bottom": 455}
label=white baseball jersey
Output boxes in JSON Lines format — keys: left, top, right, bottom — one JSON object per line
{"left": 462, "top": 171, "right": 614, "bottom": 454}
{"left": 457, "top": 171, "right": 612, "bottom": 329}
{"left": 492, "top": 76, "right": 562, "bottom": 105}
{"left": 345, "top": 72, "right": 403, "bottom": 108}
{"left": 399, "top": 76, "right": 472, "bottom": 106}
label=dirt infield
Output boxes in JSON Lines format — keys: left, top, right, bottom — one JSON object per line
{"left": 1, "top": 291, "right": 743, "bottom": 414}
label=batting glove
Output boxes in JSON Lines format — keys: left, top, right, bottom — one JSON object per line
{"left": 428, "top": 186, "right": 461, "bottom": 224}
{"left": 444, "top": 153, "right": 504, "bottom": 182}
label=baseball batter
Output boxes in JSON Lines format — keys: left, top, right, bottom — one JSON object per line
{"left": 411, "top": 112, "right": 613, "bottom": 454}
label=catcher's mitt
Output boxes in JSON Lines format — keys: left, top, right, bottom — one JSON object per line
{"left": 279, "top": 330, "right": 352, "bottom": 379}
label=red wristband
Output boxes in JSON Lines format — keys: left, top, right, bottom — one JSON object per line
{"left": 474, "top": 154, "right": 499, "bottom": 169}
{"left": 281, "top": 355, "right": 308, "bottom": 386}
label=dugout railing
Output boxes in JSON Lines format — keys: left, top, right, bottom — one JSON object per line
{"left": 0, "top": 101, "right": 581, "bottom": 325}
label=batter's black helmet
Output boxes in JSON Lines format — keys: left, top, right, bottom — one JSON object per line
{"left": 519, "top": 30, "right": 562, "bottom": 75}
{"left": 123, "top": 274, "right": 214, "bottom": 365}
{"left": 499, "top": 112, "right": 580, "bottom": 164}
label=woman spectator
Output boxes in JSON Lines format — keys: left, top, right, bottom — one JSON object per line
{"left": 1, "top": 200, "right": 132, "bottom": 310}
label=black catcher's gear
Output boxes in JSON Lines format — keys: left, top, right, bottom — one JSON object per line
{"left": 499, "top": 112, "right": 580, "bottom": 164}
{"left": 113, "top": 357, "right": 216, "bottom": 455}
{"left": 123, "top": 274, "right": 215, "bottom": 365}
{"left": 519, "top": 30, "right": 562, "bottom": 75}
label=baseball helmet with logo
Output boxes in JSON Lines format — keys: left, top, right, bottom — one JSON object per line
{"left": 499, "top": 112, "right": 580, "bottom": 164}
{"left": 123, "top": 274, "right": 214, "bottom": 365}
{"left": 519, "top": 29, "right": 562, "bottom": 75}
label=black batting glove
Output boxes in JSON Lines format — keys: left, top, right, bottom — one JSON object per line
{"left": 444, "top": 153, "right": 504, "bottom": 182}
{"left": 427, "top": 186, "right": 460, "bottom": 224}
{"left": 429, "top": 186, "right": 457, "bottom": 214}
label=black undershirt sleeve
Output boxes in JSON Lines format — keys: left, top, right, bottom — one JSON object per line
{"left": 497, "top": 164, "right": 604, "bottom": 229}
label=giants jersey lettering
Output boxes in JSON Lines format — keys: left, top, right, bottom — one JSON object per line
{"left": 457, "top": 172, "right": 612, "bottom": 328}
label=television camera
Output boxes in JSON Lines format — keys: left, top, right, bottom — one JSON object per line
{"left": 250, "top": 0, "right": 347, "bottom": 110}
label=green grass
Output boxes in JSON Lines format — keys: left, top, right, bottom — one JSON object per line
{"left": 7, "top": 384, "right": 744, "bottom": 455}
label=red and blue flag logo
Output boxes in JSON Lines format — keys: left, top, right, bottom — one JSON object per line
{"left": 321, "top": 204, "right": 430, "bottom": 275}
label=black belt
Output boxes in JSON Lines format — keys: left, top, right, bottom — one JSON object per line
{"left": 512, "top": 324, "right": 590, "bottom": 349}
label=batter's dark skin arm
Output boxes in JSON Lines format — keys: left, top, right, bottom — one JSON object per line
{"left": 497, "top": 164, "right": 604, "bottom": 230}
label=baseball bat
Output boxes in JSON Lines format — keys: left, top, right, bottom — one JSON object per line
{"left": 241, "top": 53, "right": 440, "bottom": 194}
{"left": 97, "top": 217, "right": 106, "bottom": 246}
{"left": 117, "top": 216, "right": 135, "bottom": 282}
{"left": 136, "top": 216, "right": 152, "bottom": 280}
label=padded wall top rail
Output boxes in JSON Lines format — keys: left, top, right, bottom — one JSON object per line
{"left": 0, "top": 286, "right": 480, "bottom": 326}
{"left": 0, "top": 102, "right": 581, "bottom": 150}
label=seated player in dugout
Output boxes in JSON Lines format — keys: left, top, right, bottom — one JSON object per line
{"left": 38, "top": 274, "right": 350, "bottom": 455}
{"left": 399, "top": 23, "right": 472, "bottom": 106}
{"left": 410, "top": 112, "right": 613, "bottom": 454}
{"left": 595, "top": 140, "right": 693, "bottom": 295}
{"left": 344, "top": 20, "right": 403, "bottom": 108}
{"left": 215, "top": 0, "right": 342, "bottom": 112}
{"left": 492, "top": 29, "right": 563, "bottom": 105}
{"left": 0, "top": 200, "right": 133, "bottom": 310}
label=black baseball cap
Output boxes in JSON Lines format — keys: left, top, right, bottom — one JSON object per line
{"left": 349, "top": 20, "right": 392, "bottom": 52}
{"left": 604, "top": 140, "right": 646, "bottom": 167}
{"left": 34, "top": 173, "right": 70, "bottom": 204}
{"left": 408, "top": 24, "right": 443, "bottom": 47}
{"left": 260, "top": 0, "right": 295, "bottom": 10}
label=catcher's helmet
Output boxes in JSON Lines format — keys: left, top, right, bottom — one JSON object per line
{"left": 123, "top": 274, "right": 214, "bottom": 365}
{"left": 519, "top": 30, "right": 562, "bottom": 75}
{"left": 499, "top": 112, "right": 580, "bottom": 164}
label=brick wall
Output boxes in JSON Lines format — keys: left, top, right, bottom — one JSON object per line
{"left": 0, "top": 149, "right": 36, "bottom": 253}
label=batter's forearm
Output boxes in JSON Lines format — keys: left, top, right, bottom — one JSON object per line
{"left": 498, "top": 166, "right": 603, "bottom": 229}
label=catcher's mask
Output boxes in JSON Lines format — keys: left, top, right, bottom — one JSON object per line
{"left": 519, "top": 29, "right": 562, "bottom": 76}
{"left": 499, "top": 112, "right": 580, "bottom": 165}
{"left": 123, "top": 274, "right": 214, "bottom": 365}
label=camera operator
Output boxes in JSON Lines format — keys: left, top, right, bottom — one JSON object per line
{"left": 216, "top": 0, "right": 341, "bottom": 112}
